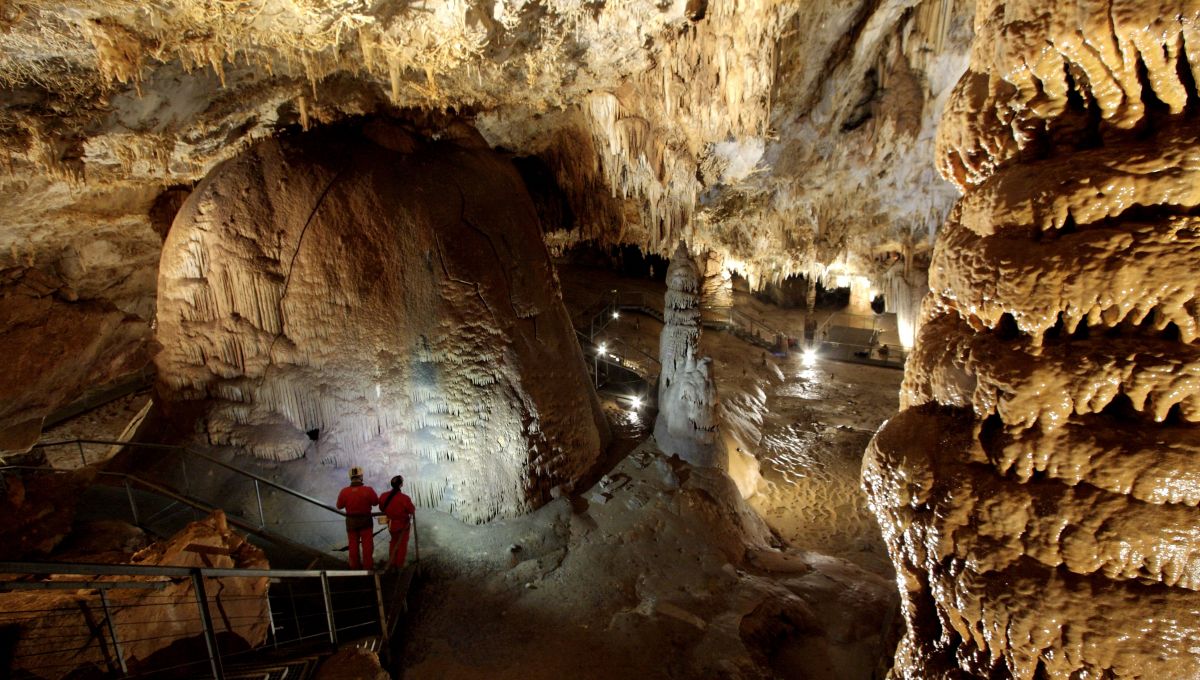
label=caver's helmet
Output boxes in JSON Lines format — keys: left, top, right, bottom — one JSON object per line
{"left": 349, "top": 466, "right": 364, "bottom": 481}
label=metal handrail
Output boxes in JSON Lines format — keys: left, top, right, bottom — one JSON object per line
{"left": 729, "top": 308, "right": 788, "bottom": 339}
{"left": 34, "top": 439, "right": 345, "bottom": 517}
{"left": 0, "top": 560, "right": 370, "bottom": 579}
{"left": 0, "top": 559, "right": 388, "bottom": 680}
{"left": 0, "top": 465, "right": 338, "bottom": 561}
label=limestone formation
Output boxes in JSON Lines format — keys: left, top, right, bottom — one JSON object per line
{"left": 864, "top": 2, "right": 1200, "bottom": 677}
{"left": 155, "top": 119, "right": 609, "bottom": 523}
{"left": 654, "top": 242, "right": 721, "bottom": 468}
{"left": 0, "top": 1, "right": 981, "bottom": 324}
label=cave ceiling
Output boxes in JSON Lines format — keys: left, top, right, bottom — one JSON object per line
{"left": 0, "top": 0, "right": 974, "bottom": 304}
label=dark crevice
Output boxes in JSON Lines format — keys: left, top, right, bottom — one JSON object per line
{"left": 1071, "top": 317, "right": 1089, "bottom": 340}
{"left": 1034, "top": 200, "right": 1200, "bottom": 239}
{"left": 1164, "top": 402, "right": 1187, "bottom": 426}
{"left": 1134, "top": 51, "right": 1171, "bottom": 138}
{"left": 996, "top": 313, "right": 1019, "bottom": 341}
{"left": 1100, "top": 393, "right": 1140, "bottom": 420}
{"left": 1042, "top": 312, "right": 1066, "bottom": 342}
{"left": 980, "top": 300, "right": 1193, "bottom": 354}
{"left": 1162, "top": 321, "right": 1182, "bottom": 342}
{"left": 1176, "top": 38, "right": 1200, "bottom": 114}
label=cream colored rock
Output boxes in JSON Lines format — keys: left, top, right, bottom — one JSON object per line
{"left": 156, "top": 120, "right": 609, "bottom": 523}
{"left": 655, "top": 242, "right": 722, "bottom": 468}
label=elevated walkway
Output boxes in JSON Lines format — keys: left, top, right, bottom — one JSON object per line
{"left": 575, "top": 291, "right": 795, "bottom": 383}
{"left": 810, "top": 312, "right": 906, "bottom": 369}
{"left": 0, "top": 559, "right": 407, "bottom": 679}
{"left": 1, "top": 439, "right": 422, "bottom": 678}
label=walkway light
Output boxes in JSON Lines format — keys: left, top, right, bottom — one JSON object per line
{"left": 630, "top": 395, "right": 643, "bottom": 410}
{"left": 597, "top": 342, "right": 608, "bottom": 357}
{"left": 803, "top": 348, "right": 817, "bottom": 366}
{"left": 612, "top": 310, "right": 620, "bottom": 319}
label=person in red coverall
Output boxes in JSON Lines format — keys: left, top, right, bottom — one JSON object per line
{"left": 378, "top": 475, "right": 417, "bottom": 571}
{"left": 336, "top": 466, "right": 378, "bottom": 570}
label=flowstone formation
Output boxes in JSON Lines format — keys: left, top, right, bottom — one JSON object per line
{"left": 156, "top": 119, "right": 609, "bottom": 523}
{"left": 654, "top": 242, "right": 721, "bottom": 468}
{"left": 864, "top": 1, "right": 1200, "bottom": 677}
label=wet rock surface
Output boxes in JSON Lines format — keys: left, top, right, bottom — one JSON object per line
{"left": 865, "top": 2, "right": 1200, "bottom": 677}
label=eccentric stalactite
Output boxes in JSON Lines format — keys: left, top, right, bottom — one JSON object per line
{"left": 864, "top": 1, "right": 1200, "bottom": 677}
{"left": 156, "top": 120, "right": 609, "bottom": 524}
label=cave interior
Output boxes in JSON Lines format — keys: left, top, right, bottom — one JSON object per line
{"left": 1, "top": 1, "right": 1198, "bottom": 679}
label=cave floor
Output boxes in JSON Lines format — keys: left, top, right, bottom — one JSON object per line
{"left": 399, "top": 439, "right": 897, "bottom": 680}
{"left": 558, "top": 265, "right": 901, "bottom": 576}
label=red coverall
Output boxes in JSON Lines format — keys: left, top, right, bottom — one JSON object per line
{"left": 336, "top": 482, "right": 378, "bottom": 569}
{"left": 378, "top": 489, "right": 416, "bottom": 569}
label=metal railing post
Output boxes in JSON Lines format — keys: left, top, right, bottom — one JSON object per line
{"left": 181, "top": 458, "right": 190, "bottom": 496}
{"left": 191, "top": 569, "right": 225, "bottom": 679}
{"left": 266, "top": 601, "right": 279, "bottom": 650}
{"left": 77, "top": 441, "right": 87, "bottom": 467}
{"left": 372, "top": 572, "right": 390, "bottom": 663}
{"left": 288, "top": 581, "right": 302, "bottom": 641}
{"left": 254, "top": 479, "right": 266, "bottom": 528}
{"left": 124, "top": 480, "right": 139, "bottom": 526}
{"left": 320, "top": 571, "right": 338, "bottom": 647}
{"left": 98, "top": 588, "right": 128, "bottom": 676}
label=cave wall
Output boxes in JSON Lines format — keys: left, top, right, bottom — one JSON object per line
{"left": 155, "top": 119, "right": 609, "bottom": 523}
{"left": 0, "top": 266, "right": 150, "bottom": 450}
{"left": 864, "top": 1, "right": 1200, "bottom": 676}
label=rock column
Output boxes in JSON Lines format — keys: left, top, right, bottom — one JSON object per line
{"left": 654, "top": 242, "right": 721, "bottom": 468}
{"left": 864, "top": 2, "right": 1200, "bottom": 677}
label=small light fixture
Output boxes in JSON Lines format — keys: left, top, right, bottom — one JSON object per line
{"left": 612, "top": 310, "right": 620, "bottom": 319}
{"left": 803, "top": 348, "right": 817, "bottom": 366}
{"left": 630, "top": 395, "right": 643, "bottom": 410}
{"left": 597, "top": 342, "right": 608, "bottom": 356}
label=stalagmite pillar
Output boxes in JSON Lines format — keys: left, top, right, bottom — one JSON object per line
{"left": 805, "top": 278, "right": 817, "bottom": 314}
{"left": 883, "top": 264, "right": 926, "bottom": 350}
{"left": 698, "top": 249, "right": 733, "bottom": 323}
{"left": 654, "top": 242, "right": 721, "bottom": 467}
{"left": 864, "top": 2, "right": 1200, "bottom": 677}
{"left": 848, "top": 276, "right": 874, "bottom": 315}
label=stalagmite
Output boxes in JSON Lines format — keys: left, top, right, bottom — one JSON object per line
{"left": 882, "top": 262, "right": 926, "bottom": 350}
{"left": 654, "top": 242, "right": 722, "bottom": 468}
{"left": 847, "top": 276, "right": 874, "bottom": 315}
{"left": 698, "top": 249, "right": 732, "bottom": 323}
{"left": 864, "top": 2, "right": 1200, "bottom": 677}
{"left": 156, "top": 120, "right": 609, "bottom": 524}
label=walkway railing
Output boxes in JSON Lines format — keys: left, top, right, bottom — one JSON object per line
{"left": 600, "top": 290, "right": 792, "bottom": 351}
{"left": 0, "top": 560, "right": 387, "bottom": 679}
{"left": 0, "top": 464, "right": 336, "bottom": 566}
{"left": 28, "top": 440, "right": 351, "bottom": 556}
